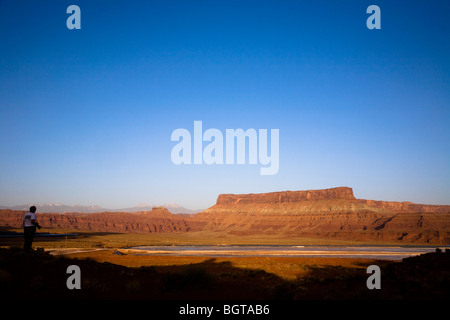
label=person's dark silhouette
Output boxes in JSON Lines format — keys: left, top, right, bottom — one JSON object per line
{"left": 23, "top": 206, "right": 41, "bottom": 252}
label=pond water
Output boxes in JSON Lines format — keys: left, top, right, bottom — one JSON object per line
{"left": 128, "top": 245, "right": 448, "bottom": 260}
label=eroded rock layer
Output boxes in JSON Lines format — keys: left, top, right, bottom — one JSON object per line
{"left": 0, "top": 207, "right": 203, "bottom": 233}
{"left": 196, "top": 187, "right": 450, "bottom": 244}
{"left": 1, "top": 187, "right": 449, "bottom": 244}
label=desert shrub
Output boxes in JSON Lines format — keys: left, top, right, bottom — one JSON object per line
{"left": 161, "top": 266, "right": 214, "bottom": 291}
{"left": 162, "top": 272, "right": 184, "bottom": 291}
{"left": 126, "top": 279, "right": 141, "bottom": 294}
{"left": 30, "top": 275, "right": 46, "bottom": 291}
{"left": 82, "top": 278, "right": 109, "bottom": 293}
{"left": 272, "top": 281, "right": 295, "bottom": 300}
{"left": 181, "top": 265, "right": 214, "bottom": 288}
{"left": 245, "top": 269, "right": 268, "bottom": 278}
{"left": 0, "top": 269, "right": 13, "bottom": 286}
{"left": 139, "top": 265, "right": 157, "bottom": 273}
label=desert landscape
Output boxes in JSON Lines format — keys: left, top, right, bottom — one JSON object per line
{"left": 1, "top": 1, "right": 449, "bottom": 310}
{"left": 1, "top": 187, "right": 449, "bottom": 301}
{"left": 1, "top": 187, "right": 449, "bottom": 244}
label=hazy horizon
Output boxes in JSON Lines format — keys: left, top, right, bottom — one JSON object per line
{"left": 2, "top": 184, "right": 449, "bottom": 212}
{"left": 1, "top": 1, "right": 449, "bottom": 210}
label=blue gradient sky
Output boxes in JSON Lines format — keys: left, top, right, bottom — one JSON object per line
{"left": 1, "top": 0, "right": 449, "bottom": 210}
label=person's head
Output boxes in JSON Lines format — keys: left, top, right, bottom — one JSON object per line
{"left": 29, "top": 206, "right": 36, "bottom": 213}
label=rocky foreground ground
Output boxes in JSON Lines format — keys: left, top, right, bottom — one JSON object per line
{"left": 0, "top": 247, "right": 449, "bottom": 300}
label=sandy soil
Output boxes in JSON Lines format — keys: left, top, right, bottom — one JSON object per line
{"left": 1, "top": 245, "right": 449, "bottom": 300}
{"left": 58, "top": 248, "right": 381, "bottom": 280}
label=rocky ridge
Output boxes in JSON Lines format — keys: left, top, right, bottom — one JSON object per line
{"left": 0, "top": 187, "right": 449, "bottom": 244}
{"left": 196, "top": 187, "right": 450, "bottom": 244}
{"left": 0, "top": 207, "right": 202, "bottom": 233}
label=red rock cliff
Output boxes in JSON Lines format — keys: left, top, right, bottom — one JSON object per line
{"left": 197, "top": 187, "right": 450, "bottom": 244}
{"left": 1, "top": 187, "right": 449, "bottom": 245}
{"left": 0, "top": 207, "right": 203, "bottom": 234}
{"left": 216, "top": 187, "right": 356, "bottom": 205}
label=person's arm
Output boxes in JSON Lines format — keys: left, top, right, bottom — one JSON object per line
{"left": 31, "top": 217, "right": 41, "bottom": 229}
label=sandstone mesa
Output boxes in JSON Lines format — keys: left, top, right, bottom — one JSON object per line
{"left": 1, "top": 187, "right": 449, "bottom": 245}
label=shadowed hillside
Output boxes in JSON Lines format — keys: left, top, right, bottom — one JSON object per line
{"left": 0, "top": 247, "right": 448, "bottom": 300}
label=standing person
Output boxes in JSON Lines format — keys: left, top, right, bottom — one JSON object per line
{"left": 23, "top": 206, "right": 41, "bottom": 252}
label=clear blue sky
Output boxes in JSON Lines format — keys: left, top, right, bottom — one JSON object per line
{"left": 1, "top": 0, "right": 449, "bottom": 210}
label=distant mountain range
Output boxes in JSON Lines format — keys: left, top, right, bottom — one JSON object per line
{"left": 0, "top": 203, "right": 202, "bottom": 214}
